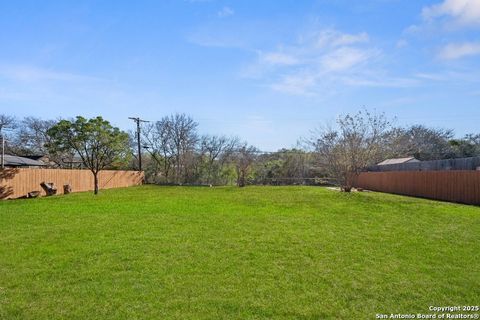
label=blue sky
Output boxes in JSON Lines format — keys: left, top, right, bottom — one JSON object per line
{"left": 0, "top": 0, "right": 479, "bottom": 150}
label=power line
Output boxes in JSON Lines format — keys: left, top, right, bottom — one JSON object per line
{"left": 128, "top": 117, "right": 149, "bottom": 171}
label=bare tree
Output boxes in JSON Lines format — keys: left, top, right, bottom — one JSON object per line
{"left": 141, "top": 113, "right": 198, "bottom": 184}
{"left": 0, "top": 114, "right": 16, "bottom": 132}
{"left": 142, "top": 119, "right": 175, "bottom": 182}
{"left": 200, "top": 135, "right": 240, "bottom": 184}
{"left": 308, "top": 110, "right": 391, "bottom": 191}
{"left": 234, "top": 144, "right": 258, "bottom": 187}
{"left": 169, "top": 114, "right": 198, "bottom": 183}
{"left": 13, "top": 117, "right": 75, "bottom": 166}
{"left": 386, "top": 125, "right": 454, "bottom": 160}
{"left": 0, "top": 114, "right": 17, "bottom": 154}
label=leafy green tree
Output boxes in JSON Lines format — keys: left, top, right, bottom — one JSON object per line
{"left": 47, "top": 116, "right": 130, "bottom": 194}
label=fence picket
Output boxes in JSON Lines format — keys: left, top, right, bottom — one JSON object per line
{"left": 0, "top": 168, "right": 143, "bottom": 199}
{"left": 355, "top": 171, "right": 480, "bottom": 205}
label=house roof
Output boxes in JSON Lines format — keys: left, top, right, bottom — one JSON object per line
{"left": 23, "top": 155, "right": 46, "bottom": 161}
{"left": 377, "top": 157, "right": 419, "bottom": 166}
{"left": 2, "top": 155, "right": 46, "bottom": 167}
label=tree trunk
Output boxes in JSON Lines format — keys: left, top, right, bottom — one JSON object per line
{"left": 342, "top": 171, "right": 354, "bottom": 192}
{"left": 93, "top": 172, "right": 99, "bottom": 195}
{"left": 238, "top": 171, "right": 245, "bottom": 187}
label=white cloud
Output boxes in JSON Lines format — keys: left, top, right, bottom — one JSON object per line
{"left": 217, "top": 6, "right": 234, "bottom": 18}
{"left": 341, "top": 76, "right": 420, "bottom": 88}
{"left": 313, "top": 29, "right": 369, "bottom": 48}
{"left": 403, "top": 24, "right": 422, "bottom": 35}
{"left": 320, "top": 47, "right": 372, "bottom": 71}
{"left": 260, "top": 52, "right": 299, "bottom": 66}
{"left": 240, "top": 28, "right": 381, "bottom": 95}
{"left": 192, "top": 25, "right": 423, "bottom": 96}
{"left": 438, "top": 42, "right": 480, "bottom": 59}
{"left": 414, "top": 73, "right": 447, "bottom": 81}
{"left": 330, "top": 32, "right": 369, "bottom": 47}
{"left": 422, "top": 0, "right": 480, "bottom": 26}
{"left": 270, "top": 73, "right": 317, "bottom": 95}
{"left": 265, "top": 45, "right": 378, "bottom": 96}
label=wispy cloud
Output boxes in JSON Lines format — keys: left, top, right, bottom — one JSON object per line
{"left": 270, "top": 73, "right": 317, "bottom": 96}
{"left": 414, "top": 73, "right": 447, "bottom": 81}
{"left": 0, "top": 63, "right": 163, "bottom": 118}
{"left": 190, "top": 17, "right": 472, "bottom": 97}
{"left": 217, "top": 6, "right": 234, "bottom": 18}
{"left": 399, "top": 0, "right": 480, "bottom": 70}
{"left": 320, "top": 47, "right": 372, "bottom": 72}
{"left": 341, "top": 76, "right": 420, "bottom": 88}
{"left": 260, "top": 52, "right": 299, "bottom": 66}
{"left": 422, "top": 0, "right": 480, "bottom": 27}
{"left": 438, "top": 42, "right": 480, "bottom": 59}
{"left": 241, "top": 28, "right": 385, "bottom": 95}
{"left": 403, "top": 0, "right": 480, "bottom": 39}
{"left": 313, "top": 30, "right": 369, "bottom": 48}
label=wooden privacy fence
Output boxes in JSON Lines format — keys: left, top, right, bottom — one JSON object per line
{"left": 354, "top": 171, "right": 480, "bottom": 205}
{"left": 0, "top": 168, "right": 144, "bottom": 199}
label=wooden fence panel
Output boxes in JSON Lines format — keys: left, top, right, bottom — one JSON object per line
{"left": 0, "top": 168, "right": 144, "bottom": 199}
{"left": 354, "top": 171, "right": 480, "bottom": 205}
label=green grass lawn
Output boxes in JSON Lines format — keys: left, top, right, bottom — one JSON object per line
{"left": 0, "top": 186, "right": 479, "bottom": 319}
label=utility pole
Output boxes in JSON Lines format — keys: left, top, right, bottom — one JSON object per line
{"left": 128, "top": 117, "right": 149, "bottom": 171}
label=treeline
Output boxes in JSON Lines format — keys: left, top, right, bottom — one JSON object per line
{"left": 137, "top": 112, "right": 480, "bottom": 187}
{"left": 138, "top": 114, "right": 319, "bottom": 186}
{"left": 1, "top": 111, "right": 480, "bottom": 189}
{"left": 305, "top": 110, "right": 480, "bottom": 191}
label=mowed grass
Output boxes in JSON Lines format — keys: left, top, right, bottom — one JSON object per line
{"left": 0, "top": 186, "right": 479, "bottom": 319}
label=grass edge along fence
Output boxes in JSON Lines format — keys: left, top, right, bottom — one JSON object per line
{"left": 354, "top": 170, "right": 480, "bottom": 205}
{"left": 0, "top": 168, "right": 144, "bottom": 199}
